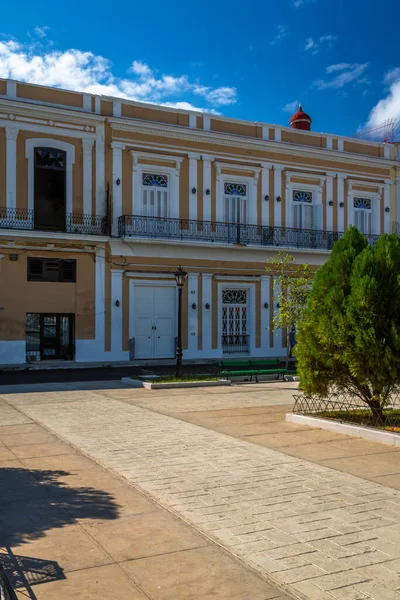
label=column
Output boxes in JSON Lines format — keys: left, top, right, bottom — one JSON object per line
{"left": 384, "top": 182, "right": 391, "bottom": 233}
{"left": 201, "top": 274, "right": 213, "bottom": 357}
{"left": 337, "top": 174, "right": 346, "bottom": 232}
{"left": 203, "top": 116, "right": 210, "bottom": 131}
{"left": 396, "top": 178, "right": 400, "bottom": 229}
{"left": 187, "top": 273, "right": 199, "bottom": 358}
{"left": 111, "top": 142, "right": 125, "bottom": 236}
{"left": 5, "top": 127, "right": 19, "bottom": 211}
{"left": 110, "top": 270, "right": 124, "bottom": 358}
{"left": 262, "top": 126, "right": 269, "bottom": 140}
{"left": 131, "top": 153, "right": 140, "bottom": 215}
{"left": 347, "top": 181, "right": 353, "bottom": 229}
{"left": 274, "top": 128, "right": 281, "bottom": 142}
{"left": 172, "top": 160, "right": 181, "bottom": 219}
{"left": 260, "top": 276, "right": 271, "bottom": 355}
{"left": 95, "top": 249, "right": 106, "bottom": 355}
{"left": 82, "top": 138, "right": 94, "bottom": 216}
{"left": 202, "top": 155, "right": 213, "bottom": 222}
{"left": 215, "top": 166, "right": 223, "bottom": 222}
{"left": 326, "top": 173, "right": 335, "bottom": 231}
{"left": 188, "top": 154, "right": 200, "bottom": 221}
{"left": 95, "top": 124, "right": 106, "bottom": 215}
{"left": 274, "top": 165, "right": 284, "bottom": 227}
{"left": 261, "top": 163, "right": 271, "bottom": 226}
{"left": 273, "top": 277, "right": 284, "bottom": 355}
{"left": 249, "top": 174, "right": 259, "bottom": 226}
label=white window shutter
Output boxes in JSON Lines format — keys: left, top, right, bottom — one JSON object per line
{"left": 293, "top": 204, "right": 300, "bottom": 228}
{"left": 312, "top": 204, "right": 322, "bottom": 230}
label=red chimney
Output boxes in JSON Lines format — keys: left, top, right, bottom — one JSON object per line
{"left": 290, "top": 104, "right": 312, "bottom": 131}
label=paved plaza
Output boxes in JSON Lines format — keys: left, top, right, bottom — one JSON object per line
{"left": 1, "top": 381, "right": 400, "bottom": 599}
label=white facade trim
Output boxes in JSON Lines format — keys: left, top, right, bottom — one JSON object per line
{"left": 130, "top": 150, "right": 185, "bottom": 165}
{"left": 262, "top": 126, "right": 269, "bottom": 140}
{"left": 5, "top": 126, "right": 18, "bottom": 210}
{"left": 274, "top": 128, "right": 281, "bottom": 142}
{"left": 25, "top": 137, "right": 76, "bottom": 214}
{"left": 384, "top": 183, "right": 391, "bottom": 233}
{"left": 201, "top": 273, "right": 213, "bottom": 358}
{"left": 261, "top": 163, "right": 271, "bottom": 226}
{"left": 202, "top": 155, "right": 213, "bottom": 222}
{"left": 0, "top": 118, "right": 96, "bottom": 140}
{"left": 260, "top": 275, "right": 272, "bottom": 356}
{"left": 215, "top": 169, "right": 258, "bottom": 224}
{"left": 187, "top": 273, "right": 200, "bottom": 358}
{"left": 347, "top": 183, "right": 381, "bottom": 235}
{"left": 6, "top": 81, "right": 17, "bottom": 98}
{"left": 131, "top": 153, "right": 180, "bottom": 219}
{"left": 95, "top": 123, "right": 106, "bottom": 215}
{"left": 337, "top": 174, "right": 346, "bottom": 232}
{"left": 217, "top": 281, "right": 257, "bottom": 357}
{"left": 274, "top": 165, "right": 284, "bottom": 227}
{"left": 128, "top": 278, "right": 178, "bottom": 359}
{"left": 203, "top": 116, "right": 210, "bottom": 131}
{"left": 189, "top": 113, "right": 196, "bottom": 128}
{"left": 83, "top": 94, "right": 92, "bottom": 112}
{"left": 188, "top": 153, "right": 200, "bottom": 220}
{"left": 110, "top": 269, "right": 125, "bottom": 359}
{"left": 326, "top": 174, "right": 334, "bottom": 230}
{"left": 125, "top": 272, "right": 175, "bottom": 279}
{"left": 82, "top": 138, "right": 94, "bottom": 216}
{"left": 111, "top": 142, "right": 125, "bottom": 236}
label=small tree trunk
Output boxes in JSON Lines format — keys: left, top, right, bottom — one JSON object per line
{"left": 285, "top": 326, "right": 291, "bottom": 372}
{"left": 366, "top": 398, "right": 384, "bottom": 426}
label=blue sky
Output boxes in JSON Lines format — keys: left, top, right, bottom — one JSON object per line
{"left": 1, "top": 0, "right": 400, "bottom": 138}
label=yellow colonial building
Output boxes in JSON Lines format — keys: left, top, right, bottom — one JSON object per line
{"left": 0, "top": 77, "right": 399, "bottom": 365}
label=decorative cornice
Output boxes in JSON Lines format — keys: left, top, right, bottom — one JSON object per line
{"left": 111, "top": 142, "right": 126, "bottom": 150}
{"left": 130, "top": 150, "right": 184, "bottom": 165}
{"left": 5, "top": 126, "right": 19, "bottom": 140}
{"left": 110, "top": 122, "right": 397, "bottom": 170}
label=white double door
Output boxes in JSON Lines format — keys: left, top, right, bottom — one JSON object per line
{"left": 134, "top": 286, "right": 176, "bottom": 359}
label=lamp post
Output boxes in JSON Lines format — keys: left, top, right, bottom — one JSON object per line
{"left": 174, "top": 265, "right": 187, "bottom": 378}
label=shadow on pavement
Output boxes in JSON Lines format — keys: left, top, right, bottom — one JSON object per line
{"left": 0, "top": 467, "right": 120, "bottom": 598}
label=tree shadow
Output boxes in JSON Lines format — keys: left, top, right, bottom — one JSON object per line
{"left": 0, "top": 467, "right": 121, "bottom": 598}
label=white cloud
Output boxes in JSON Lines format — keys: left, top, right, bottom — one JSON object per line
{"left": 33, "top": 26, "right": 49, "bottom": 38}
{"left": 314, "top": 63, "right": 369, "bottom": 89}
{"left": 0, "top": 38, "right": 237, "bottom": 112}
{"left": 282, "top": 100, "right": 299, "bottom": 113}
{"left": 366, "top": 67, "right": 400, "bottom": 129}
{"left": 270, "top": 25, "right": 289, "bottom": 46}
{"left": 294, "top": 0, "right": 316, "bottom": 8}
{"left": 304, "top": 35, "right": 337, "bottom": 54}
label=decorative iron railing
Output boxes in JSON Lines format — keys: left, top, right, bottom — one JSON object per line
{"left": 0, "top": 207, "right": 108, "bottom": 236}
{"left": 0, "top": 566, "right": 18, "bottom": 600}
{"left": 118, "top": 215, "right": 381, "bottom": 250}
{"left": 222, "top": 334, "right": 249, "bottom": 354}
{"left": 293, "top": 391, "right": 400, "bottom": 431}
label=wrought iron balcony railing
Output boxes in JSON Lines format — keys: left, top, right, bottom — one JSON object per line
{"left": 118, "top": 215, "right": 381, "bottom": 250}
{"left": 222, "top": 334, "right": 249, "bottom": 354}
{"left": 0, "top": 207, "right": 108, "bottom": 236}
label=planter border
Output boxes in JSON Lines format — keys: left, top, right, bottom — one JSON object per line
{"left": 122, "top": 377, "right": 231, "bottom": 390}
{"left": 286, "top": 413, "right": 400, "bottom": 446}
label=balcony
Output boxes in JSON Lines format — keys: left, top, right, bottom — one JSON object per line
{"left": 0, "top": 208, "right": 108, "bottom": 236}
{"left": 118, "top": 215, "right": 381, "bottom": 251}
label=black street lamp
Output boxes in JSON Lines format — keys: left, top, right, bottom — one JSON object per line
{"left": 174, "top": 265, "right": 187, "bottom": 378}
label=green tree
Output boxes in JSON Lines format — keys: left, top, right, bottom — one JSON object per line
{"left": 265, "top": 251, "right": 313, "bottom": 369}
{"left": 296, "top": 226, "right": 400, "bottom": 423}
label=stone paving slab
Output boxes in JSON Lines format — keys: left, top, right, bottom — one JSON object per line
{"left": 2, "top": 389, "right": 400, "bottom": 600}
{"left": 0, "top": 420, "right": 287, "bottom": 600}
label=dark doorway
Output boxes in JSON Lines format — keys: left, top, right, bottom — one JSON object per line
{"left": 26, "top": 314, "right": 74, "bottom": 361}
{"left": 34, "top": 148, "right": 66, "bottom": 231}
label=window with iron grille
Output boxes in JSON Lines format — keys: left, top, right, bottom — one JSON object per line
{"left": 27, "top": 258, "right": 76, "bottom": 282}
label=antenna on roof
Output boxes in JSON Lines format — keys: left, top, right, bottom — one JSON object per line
{"left": 355, "top": 118, "right": 400, "bottom": 143}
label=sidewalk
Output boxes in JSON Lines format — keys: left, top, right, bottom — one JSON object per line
{"left": 0, "top": 398, "right": 289, "bottom": 600}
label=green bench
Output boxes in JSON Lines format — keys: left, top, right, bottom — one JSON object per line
{"left": 219, "top": 359, "right": 287, "bottom": 383}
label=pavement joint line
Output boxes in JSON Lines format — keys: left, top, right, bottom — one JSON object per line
{"left": 3, "top": 388, "right": 400, "bottom": 599}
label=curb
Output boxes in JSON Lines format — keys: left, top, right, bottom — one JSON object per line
{"left": 286, "top": 413, "right": 400, "bottom": 446}
{"left": 121, "top": 377, "right": 231, "bottom": 390}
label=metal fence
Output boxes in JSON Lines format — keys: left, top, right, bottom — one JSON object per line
{"left": 0, "top": 207, "right": 108, "bottom": 236}
{"left": 293, "top": 390, "right": 400, "bottom": 430}
{"left": 222, "top": 334, "right": 249, "bottom": 354}
{"left": 0, "top": 567, "right": 18, "bottom": 600}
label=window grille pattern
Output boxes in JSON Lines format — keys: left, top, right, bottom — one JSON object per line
{"left": 35, "top": 148, "right": 65, "bottom": 169}
{"left": 293, "top": 190, "right": 312, "bottom": 203}
{"left": 222, "top": 289, "right": 247, "bottom": 305}
{"left": 142, "top": 173, "right": 168, "bottom": 187}
{"left": 224, "top": 182, "right": 247, "bottom": 196}
{"left": 353, "top": 197, "right": 371, "bottom": 210}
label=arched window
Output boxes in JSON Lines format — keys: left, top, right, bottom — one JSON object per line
{"left": 34, "top": 147, "right": 66, "bottom": 231}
